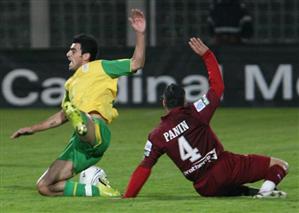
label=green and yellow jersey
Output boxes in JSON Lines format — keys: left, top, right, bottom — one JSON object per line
{"left": 63, "top": 59, "right": 132, "bottom": 124}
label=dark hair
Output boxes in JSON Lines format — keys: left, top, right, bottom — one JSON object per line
{"left": 72, "top": 34, "right": 98, "bottom": 61}
{"left": 163, "top": 84, "right": 186, "bottom": 109}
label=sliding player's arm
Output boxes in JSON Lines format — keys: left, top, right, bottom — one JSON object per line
{"left": 189, "top": 37, "right": 224, "bottom": 124}
{"left": 123, "top": 139, "right": 162, "bottom": 198}
{"left": 188, "top": 37, "right": 224, "bottom": 98}
{"left": 123, "top": 165, "right": 152, "bottom": 198}
{"left": 10, "top": 110, "right": 67, "bottom": 139}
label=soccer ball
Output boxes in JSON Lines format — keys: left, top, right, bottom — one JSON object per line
{"left": 79, "top": 166, "right": 110, "bottom": 186}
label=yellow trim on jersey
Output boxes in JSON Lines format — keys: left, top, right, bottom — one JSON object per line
{"left": 94, "top": 123, "right": 102, "bottom": 147}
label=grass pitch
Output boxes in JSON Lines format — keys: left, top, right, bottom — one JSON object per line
{"left": 0, "top": 108, "right": 298, "bottom": 213}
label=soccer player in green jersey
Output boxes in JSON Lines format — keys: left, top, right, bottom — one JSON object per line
{"left": 10, "top": 9, "right": 146, "bottom": 197}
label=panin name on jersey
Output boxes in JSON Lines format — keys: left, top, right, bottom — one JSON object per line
{"left": 163, "top": 120, "right": 189, "bottom": 142}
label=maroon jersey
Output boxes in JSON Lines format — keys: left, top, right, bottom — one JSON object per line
{"left": 141, "top": 88, "right": 224, "bottom": 182}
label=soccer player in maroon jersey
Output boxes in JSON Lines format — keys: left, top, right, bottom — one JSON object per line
{"left": 123, "top": 37, "right": 288, "bottom": 198}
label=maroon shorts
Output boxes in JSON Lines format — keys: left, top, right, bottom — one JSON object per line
{"left": 193, "top": 151, "right": 270, "bottom": 196}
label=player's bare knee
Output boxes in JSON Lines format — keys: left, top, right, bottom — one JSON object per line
{"left": 37, "top": 187, "right": 47, "bottom": 196}
{"left": 36, "top": 182, "right": 48, "bottom": 196}
{"left": 36, "top": 180, "right": 52, "bottom": 196}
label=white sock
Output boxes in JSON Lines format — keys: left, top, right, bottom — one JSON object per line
{"left": 84, "top": 184, "right": 93, "bottom": 196}
{"left": 259, "top": 180, "right": 276, "bottom": 193}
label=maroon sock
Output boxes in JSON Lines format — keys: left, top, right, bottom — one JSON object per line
{"left": 265, "top": 165, "right": 287, "bottom": 185}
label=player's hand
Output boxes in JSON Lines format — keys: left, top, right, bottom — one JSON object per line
{"left": 188, "top": 37, "right": 209, "bottom": 56}
{"left": 10, "top": 127, "right": 34, "bottom": 139}
{"left": 129, "top": 9, "right": 146, "bottom": 34}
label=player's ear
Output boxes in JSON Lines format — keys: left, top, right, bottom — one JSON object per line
{"left": 162, "top": 98, "right": 167, "bottom": 108}
{"left": 163, "top": 99, "right": 170, "bottom": 112}
{"left": 82, "top": 52, "right": 91, "bottom": 61}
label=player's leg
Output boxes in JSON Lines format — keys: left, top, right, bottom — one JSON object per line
{"left": 194, "top": 152, "right": 288, "bottom": 197}
{"left": 221, "top": 185, "right": 259, "bottom": 196}
{"left": 255, "top": 157, "right": 288, "bottom": 198}
{"left": 63, "top": 178, "right": 120, "bottom": 197}
{"left": 36, "top": 160, "right": 73, "bottom": 196}
{"left": 36, "top": 160, "right": 119, "bottom": 197}
{"left": 62, "top": 101, "right": 97, "bottom": 144}
{"left": 61, "top": 157, "right": 120, "bottom": 197}
{"left": 229, "top": 153, "right": 288, "bottom": 198}
{"left": 42, "top": 119, "right": 120, "bottom": 197}
{"left": 194, "top": 152, "right": 261, "bottom": 197}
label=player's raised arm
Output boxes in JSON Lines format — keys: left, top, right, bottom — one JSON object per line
{"left": 129, "top": 9, "right": 146, "bottom": 71}
{"left": 188, "top": 37, "right": 224, "bottom": 98}
{"left": 10, "top": 110, "right": 67, "bottom": 139}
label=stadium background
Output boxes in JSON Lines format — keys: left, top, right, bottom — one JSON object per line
{"left": 0, "top": 0, "right": 298, "bottom": 108}
{"left": 0, "top": 1, "right": 298, "bottom": 213}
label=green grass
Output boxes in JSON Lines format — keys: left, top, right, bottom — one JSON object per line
{"left": 0, "top": 108, "right": 298, "bottom": 213}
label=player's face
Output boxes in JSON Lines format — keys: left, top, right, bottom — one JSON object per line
{"left": 66, "top": 43, "right": 84, "bottom": 71}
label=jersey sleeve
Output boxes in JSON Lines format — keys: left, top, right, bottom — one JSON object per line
{"left": 202, "top": 50, "right": 224, "bottom": 98}
{"left": 123, "top": 136, "right": 163, "bottom": 198}
{"left": 140, "top": 139, "right": 164, "bottom": 168}
{"left": 191, "top": 49, "right": 224, "bottom": 124}
{"left": 123, "top": 165, "right": 151, "bottom": 198}
{"left": 101, "top": 59, "right": 132, "bottom": 78}
{"left": 192, "top": 89, "right": 220, "bottom": 124}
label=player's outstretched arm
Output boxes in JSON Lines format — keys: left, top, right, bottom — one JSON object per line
{"left": 123, "top": 165, "right": 151, "bottom": 198}
{"left": 188, "top": 37, "right": 224, "bottom": 98}
{"left": 10, "top": 110, "right": 67, "bottom": 139}
{"left": 129, "top": 8, "right": 146, "bottom": 71}
{"left": 188, "top": 37, "right": 209, "bottom": 56}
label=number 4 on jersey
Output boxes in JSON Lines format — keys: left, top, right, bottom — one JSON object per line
{"left": 178, "top": 136, "right": 201, "bottom": 163}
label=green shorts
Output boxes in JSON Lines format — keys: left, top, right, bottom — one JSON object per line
{"left": 58, "top": 117, "right": 111, "bottom": 174}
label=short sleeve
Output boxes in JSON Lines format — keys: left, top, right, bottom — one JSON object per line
{"left": 101, "top": 59, "right": 131, "bottom": 78}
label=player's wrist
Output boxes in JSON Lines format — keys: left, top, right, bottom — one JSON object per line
{"left": 135, "top": 31, "right": 146, "bottom": 36}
